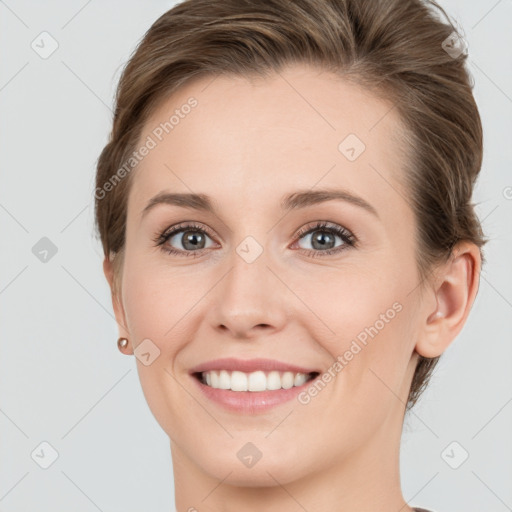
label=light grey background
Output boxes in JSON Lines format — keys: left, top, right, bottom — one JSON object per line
{"left": 0, "top": 1, "right": 510, "bottom": 511}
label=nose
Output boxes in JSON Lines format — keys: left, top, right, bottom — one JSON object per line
{"left": 207, "top": 249, "right": 289, "bottom": 340}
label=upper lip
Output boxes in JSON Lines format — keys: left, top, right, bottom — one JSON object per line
{"left": 189, "top": 358, "right": 320, "bottom": 375}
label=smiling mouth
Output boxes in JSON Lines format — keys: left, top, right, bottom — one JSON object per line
{"left": 193, "top": 370, "right": 320, "bottom": 392}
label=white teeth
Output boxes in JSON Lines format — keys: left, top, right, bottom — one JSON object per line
{"left": 267, "top": 371, "right": 282, "bottom": 390}
{"left": 294, "top": 373, "right": 307, "bottom": 386}
{"left": 248, "top": 371, "right": 266, "bottom": 391}
{"left": 281, "top": 372, "right": 294, "bottom": 389}
{"left": 231, "top": 371, "right": 248, "bottom": 391}
{"left": 200, "top": 370, "right": 313, "bottom": 391}
{"left": 218, "top": 370, "right": 231, "bottom": 390}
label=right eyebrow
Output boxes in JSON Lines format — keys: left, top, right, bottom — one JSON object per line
{"left": 141, "top": 192, "right": 218, "bottom": 220}
{"left": 280, "top": 188, "right": 380, "bottom": 219}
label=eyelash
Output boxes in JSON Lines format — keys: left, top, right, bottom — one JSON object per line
{"left": 153, "top": 221, "right": 356, "bottom": 258}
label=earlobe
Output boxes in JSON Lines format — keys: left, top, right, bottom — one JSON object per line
{"left": 415, "top": 241, "right": 481, "bottom": 359}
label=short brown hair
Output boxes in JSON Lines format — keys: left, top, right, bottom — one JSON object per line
{"left": 95, "top": 0, "right": 488, "bottom": 411}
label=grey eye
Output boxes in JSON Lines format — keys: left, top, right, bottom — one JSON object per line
{"left": 297, "top": 229, "right": 344, "bottom": 251}
{"left": 167, "top": 229, "right": 214, "bottom": 251}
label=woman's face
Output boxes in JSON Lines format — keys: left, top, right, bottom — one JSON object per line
{"left": 112, "top": 63, "right": 428, "bottom": 485}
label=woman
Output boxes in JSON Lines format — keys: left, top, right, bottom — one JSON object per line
{"left": 95, "top": 0, "right": 487, "bottom": 510}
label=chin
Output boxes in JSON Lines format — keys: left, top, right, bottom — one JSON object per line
{"left": 194, "top": 446, "right": 313, "bottom": 488}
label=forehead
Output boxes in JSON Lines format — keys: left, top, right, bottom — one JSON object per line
{"left": 129, "top": 63, "right": 409, "bottom": 220}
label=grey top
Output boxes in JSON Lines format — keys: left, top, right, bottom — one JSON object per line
{"left": 413, "top": 508, "right": 435, "bottom": 512}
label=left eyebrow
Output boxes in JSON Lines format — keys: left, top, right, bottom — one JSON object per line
{"left": 141, "top": 192, "right": 218, "bottom": 220}
{"left": 141, "top": 187, "right": 379, "bottom": 220}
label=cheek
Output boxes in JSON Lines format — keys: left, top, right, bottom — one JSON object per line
{"left": 292, "top": 264, "right": 400, "bottom": 340}
{"left": 121, "top": 252, "right": 184, "bottom": 345}
{"left": 298, "top": 263, "right": 414, "bottom": 392}
{"left": 121, "top": 257, "right": 191, "bottom": 432}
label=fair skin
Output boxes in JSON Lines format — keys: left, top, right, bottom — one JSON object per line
{"left": 104, "top": 63, "right": 480, "bottom": 512}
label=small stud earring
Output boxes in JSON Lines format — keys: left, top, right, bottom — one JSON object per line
{"left": 117, "top": 337, "right": 129, "bottom": 352}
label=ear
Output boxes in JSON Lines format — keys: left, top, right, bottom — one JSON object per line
{"left": 103, "top": 256, "right": 132, "bottom": 354}
{"left": 415, "top": 241, "right": 481, "bottom": 358}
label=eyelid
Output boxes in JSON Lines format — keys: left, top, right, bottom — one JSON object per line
{"left": 294, "top": 220, "right": 352, "bottom": 239}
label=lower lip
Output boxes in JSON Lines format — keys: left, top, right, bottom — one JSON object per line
{"left": 190, "top": 374, "right": 317, "bottom": 413}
